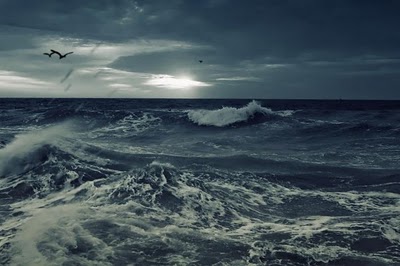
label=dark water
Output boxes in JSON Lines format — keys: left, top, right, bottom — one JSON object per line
{"left": 0, "top": 98, "right": 399, "bottom": 265}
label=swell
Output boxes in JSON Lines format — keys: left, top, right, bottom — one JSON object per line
{"left": 2, "top": 157, "right": 400, "bottom": 265}
{"left": 82, "top": 144, "right": 400, "bottom": 181}
{"left": 5, "top": 161, "right": 399, "bottom": 265}
{"left": 1, "top": 99, "right": 400, "bottom": 265}
{"left": 5, "top": 136, "right": 395, "bottom": 203}
{"left": 296, "top": 119, "right": 398, "bottom": 140}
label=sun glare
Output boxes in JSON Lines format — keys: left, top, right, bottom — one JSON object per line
{"left": 144, "top": 75, "right": 211, "bottom": 90}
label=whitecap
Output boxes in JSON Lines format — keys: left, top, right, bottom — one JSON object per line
{"left": 187, "top": 100, "right": 291, "bottom": 127}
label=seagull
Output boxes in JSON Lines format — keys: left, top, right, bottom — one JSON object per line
{"left": 51, "top": 49, "right": 74, "bottom": 59}
{"left": 43, "top": 52, "right": 54, "bottom": 57}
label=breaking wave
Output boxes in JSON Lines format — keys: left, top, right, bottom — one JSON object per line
{"left": 1, "top": 99, "right": 400, "bottom": 265}
{"left": 0, "top": 122, "right": 75, "bottom": 177}
{"left": 187, "top": 100, "right": 292, "bottom": 127}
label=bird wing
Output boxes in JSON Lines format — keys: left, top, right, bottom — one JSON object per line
{"left": 43, "top": 53, "right": 50, "bottom": 55}
{"left": 50, "top": 49, "right": 62, "bottom": 56}
{"left": 64, "top": 52, "right": 74, "bottom": 56}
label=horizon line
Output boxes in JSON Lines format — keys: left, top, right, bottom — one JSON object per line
{"left": 0, "top": 97, "right": 399, "bottom": 101}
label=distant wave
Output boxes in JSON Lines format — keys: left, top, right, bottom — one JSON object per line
{"left": 187, "top": 100, "right": 292, "bottom": 127}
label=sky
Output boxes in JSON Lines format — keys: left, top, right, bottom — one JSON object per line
{"left": 0, "top": 0, "right": 400, "bottom": 99}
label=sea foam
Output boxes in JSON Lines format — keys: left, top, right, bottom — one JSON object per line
{"left": 0, "top": 121, "right": 74, "bottom": 177}
{"left": 188, "top": 100, "right": 280, "bottom": 127}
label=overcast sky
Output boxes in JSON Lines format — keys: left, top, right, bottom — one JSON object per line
{"left": 0, "top": 0, "right": 400, "bottom": 99}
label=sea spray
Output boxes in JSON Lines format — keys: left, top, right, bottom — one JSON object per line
{"left": 188, "top": 100, "right": 281, "bottom": 127}
{"left": 0, "top": 121, "right": 75, "bottom": 177}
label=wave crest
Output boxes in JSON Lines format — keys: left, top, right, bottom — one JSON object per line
{"left": 187, "top": 100, "right": 286, "bottom": 127}
{"left": 0, "top": 122, "right": 74, "bottom": 177}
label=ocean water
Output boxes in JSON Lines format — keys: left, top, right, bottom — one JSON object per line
{"left": 0, "top": 98, "right": 399, "bottom": 265}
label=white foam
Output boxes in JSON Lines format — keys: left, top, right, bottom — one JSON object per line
{"left": 10, "top": 204, "right": 79, "bottom": 265}
{"left": 2, "top": 146, "right": 399, "bottom": 265}
{"left": 10, "top": 204, "right": 113, "bottom": 266}
{"left": 187, "top": 100, "right": 286, "bottom": 127}
{"left": 116, "top": 113, "right": 161, "bottom": 133}
{"left": 88, "top": 113, "right": 161, "bottom": 138}
{"left": 381, "top": 218, "right": 400, "bottom": 243}
{"left": 149, "top": 161, "right": 175, "bottom": 169}
{"left": 0, "top": 121, "right": 75, "bottom": 176}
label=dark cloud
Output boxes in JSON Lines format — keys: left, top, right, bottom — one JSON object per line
{"left": 2, "top": 0, "right": 400, "bottom": 58}
{"left": 109, "top": 50, "right": 205, "bottom": 75}
{"left": 108, "top": 48, "right": 242, "bottom": 79}
{"left": 0, "top": 0, "right": 135, "bottom": 40}
{"left": 124, "top": 0, "right": 400, "bottom": 60}
{"left": 1, "top": 0, "right": 400, "bottom": 98}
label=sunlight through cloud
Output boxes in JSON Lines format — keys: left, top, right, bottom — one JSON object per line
{"left": 144, "top": 75, "right": 211, "bottom": 90}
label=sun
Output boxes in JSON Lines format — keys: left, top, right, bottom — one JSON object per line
{"left": 145, "top": 74, "right": 211, "bottom": 90}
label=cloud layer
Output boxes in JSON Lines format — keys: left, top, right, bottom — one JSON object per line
{"left": 0, "top": 0, "right": 400, "bottom": 98}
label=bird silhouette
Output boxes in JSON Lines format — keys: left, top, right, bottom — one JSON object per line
{"left": 51, "top": 49, "right": 74, "bottom": 59}
{"left": 199, "top": 60, "right": 203, "bottom": 63}
{"left": 43, "top": 52, "right": 54, "bottom": 57}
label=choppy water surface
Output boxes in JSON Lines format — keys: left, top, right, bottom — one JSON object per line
{"left": 0, "top": 99, "right": 399, "bottom": 265}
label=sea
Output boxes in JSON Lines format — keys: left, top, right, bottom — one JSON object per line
{"left": 0, "top": 98, "right": 399, "bottom": 266}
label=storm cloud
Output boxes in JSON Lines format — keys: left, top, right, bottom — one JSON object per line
{"left": 0, "top": 0, "right": 400, "bottom": 98}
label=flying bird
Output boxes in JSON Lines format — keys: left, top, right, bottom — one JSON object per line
{"left": 199, "top": 60, "right": 203, "bottom": 63}
{"left": 51, "top": 49, "right": 74, "bottom": 59}
{"left": 43, "top": 52, "right": 54, "bottom": 57}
